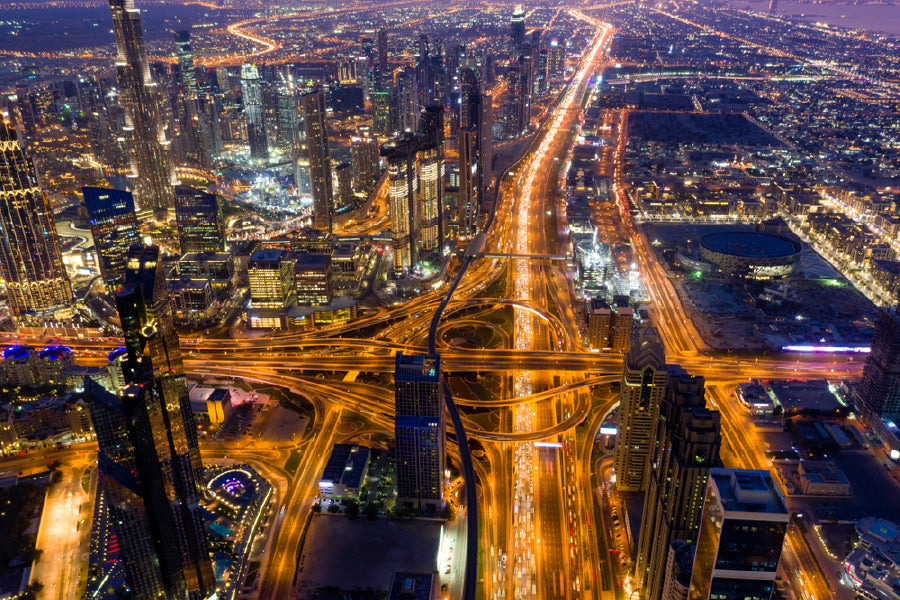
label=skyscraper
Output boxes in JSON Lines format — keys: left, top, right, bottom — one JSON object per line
{"left": 302, "top": 88, "right": 333, "bottom": 233}
{"left": 108, "top": 0, "right": 175, "bottom": 216}
{"left": 857, "top": 308, "right": 900, "bottom": 420}
{"left": 417, "top": 106, "right": 444, "bottom": 253}
{"left": 382, "top": 135, "right": 419, "bottom": 273}
{"left": 173, "top": 30, "right": 198, "bottom": 96}
{"left": 174, "top": 185, "right": 226, "bottom": 253}
{"left": 351, "top": 126, "right": 380, "bottom": 192}
{"left": 615, "top": 327, "right": 667, "bottom": 492}
{"left": 394, "top": 352, "right": 445, "bottom": 512}
{"left": 510, "top": 7, "right": 526, "bottom": 52}
{"left": 0, "top": 122, "right": 73, "bottom": 321}
{"left": 636, "top": 366, "right": 721, "bottom": 600}
{"left": 372, "top": 90, "right": 392, "bottom": 136}
{"left": 458, "top": 125, "right": 479, "bottom": 239}
{"left": 89, "top": 244, "right": 214, "bottom": 599}
{"left": 549, "top": 37, "right": 566, "bottom": 78}
{"left": 376, "top": 27, "right": 389, "bottom": 91}
{"left": 688, "top": 469, "right": 789, "bottom": 600}
{"left": 82, "top": 186, "right": 139, "bottom": 291}
{"left": 242, "top": 63, "right": 268, "bottom": 160}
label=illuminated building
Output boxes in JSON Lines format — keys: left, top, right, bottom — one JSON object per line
{"left": 587, "top": 298, "right": 633, "bottom": 351}
{"left": 335, "top": 162, "right": 353, "bottom": 212}
{"left": 376, "top": 27, "right": 389, "bottom": 91}
{"left": 0, "top": 123, "right": 73, "bottom": 322}
{"left": 688, "top": 469, "right": 788, "bottom": 600}
{"left": 351, "top": 126, "right": 380, "bottom": 191}
{"left": 372, "top": 90, "right": 392, "bottom": 136}
{"left": 637, "top": 367, "right": 721, "bottom": 600}
{"left": 615, "top": 326, "right": 666, "bottom": 492}
{"left": 302, "top": 88, "right": 333, "bottom": 233}
{"left": 241, "top": 63, "right": 268, "bottom": 160}
{"left": 173, "top": 30, "right": 197, "bottom": 96}
{"left": 248, "top": 249, "right": 294, "bottom": 309}
{"left": 294, "top": 253, "right": 333, "bottom": 306}
{"left": 276, "top": 84, "right": 299, "bottom": 155}
{"left": 510, "top": 7, "right": 526, "bottom": 51}
{"left": 92, "top": 244, "right": 215, "bottom": 599}
{"left": 382, "top": 135, "right": 419, "bottom": 273}
{"left": 458, "top": 126, "right": 479, "bottom": 238}
{"left": 549, "top": 37, "right": 566, "bottom": 78}
{"left": 174, "top": 185, "right": 226, "bottom": 253}
{"left": 857, "top": 308, "right": 900, "bottom": 420}
{"left": 394, "top": 352, "right": 444, "bottom": 512}
{"left": 417, "top": 106, "right": 444, "bottom": 252}
{"left": 109, "top": 0, "right": 175, "bottom": 216}
{"left": 81, "top": 186, "right": 139, "bottom": 292}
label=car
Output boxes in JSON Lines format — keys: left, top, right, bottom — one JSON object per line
{"left": 444, "top": 566, "right": 451, "bottom": 574}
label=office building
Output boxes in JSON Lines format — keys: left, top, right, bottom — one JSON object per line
{"left": 276, "top": 84, "right": 299, "bottom": 155}
{"left": 294, "top": 253, "right": 333, "bottom": 306}
{"left": 857, "top": 308, "right": 900, "bottom": 420}
{"left": 248, "top": 249, "right": 294, "bottom": 309}
{"left": 688, "top": 469, "right": 789, "bottom": 600}
{"left": 637, "top": 366, "right": 721, "bottom": 600}
{"left": 587, "top": 298, "right": 634, "bottom": 351}
{"left": 174, "top": 185, "right": 226, "bottom": 253}
{"left": 94, "top": 244, "right": 214, "bottom": 599}
{"left": 382, "top": 135, "right": 419, "bottom": 273}
{"left": 109, "top": 0, "right": 175, "bottom": 216}
{"left": 173, "top": 30, "right": 209, "bottom": 167}
{"left": 82, "top": 187, "right": 139, "bottom": 292}
{"left": 0, "top": 123, "right": 73, "bottom": 321}
{"left": 615, "top": 327, "right": 667, "bottom": 492}
{"left": 303, "top": 88, "right": 334, "bottom": 233}
{"left": 394, "top": 352, "right": 445, "bottom": 511}
{"left": 376, "top": 27, "right": 389, "bottom": 91}
{"left": 318, "top": 444, "right": 370, "bottom": 499}
{"left": 242, "top": 63, "right": 268, "bottom": 160}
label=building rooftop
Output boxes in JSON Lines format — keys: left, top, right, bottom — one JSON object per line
{"left": 249, "top": 248, "right": 287, "bottom": 263}
{"left": 320, "top": 444, "right": 370, "bottom": 491}
{"left": 711, "top": 468, "right": 788, "bottom": 517}
{"left": 388, "top": 572, "right": 434, "bottom": 600}
{"left": 294, "top": 252, "right": 331, "bottom": 270}
{"left": 700, "top": 231, "right": 801, "bottom": 259}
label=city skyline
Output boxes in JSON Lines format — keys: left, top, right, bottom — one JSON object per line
{"left": 0, "top": 1, "right": 897, "bottom": 600}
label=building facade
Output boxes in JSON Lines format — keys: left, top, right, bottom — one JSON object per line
{"left": 82, "top": 186, "right": 139, "bottom": 292}
{"left": 394, "top": 352, "right": 444, "bottom": 512}
{"left": 303, "top": 88, "right": 334, "bottom": 233}
{"left": 0, "top": 123, "right": 73, "bottom": 321}
{"left": 174, "top": 185, "right": 226, "bottom": 253}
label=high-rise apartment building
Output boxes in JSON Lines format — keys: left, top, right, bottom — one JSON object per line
{"left": 242, "top": 63, "right": 268, "bottom": 160}
{"left": 82, "top": 186, "right": 139, "bottom": 292}
{"left": 109, "top": 0, "right": 175, "bottom": 216}
{"left": 0, "top": 123, "right": 73, "bottom": 321}
{"left": 394, "top": 352, "right": 445, "bottom": 512}
{"left": 615, "top": 327, "right": 667, "bottom": 491}
{"left": 302, "top": 88, "right": 334, "bottom": 233}
{"left": 173, "top": 185, "right": 226, "bottom": 254}
{"left": 857, "top": 308, "right": 900, "bottom": 420}
{"left": 372, "top": 90, "right": 392, "bottom": 136}
{"left": 335, "top": 162, "right": 353, "bottom": 212}
{"left": 510, "top": 7, "right": 526, "bottom": 51}
{"left": 96, "top": 244, "right": 214, "bottom": 599}
{"left": 688, "top": 469, "right": 789, "bottom": 600}
{"left": 276, "top": 85, "right": 300, "bottom": 155}
{"left": 637, "top": 366, "right": 721, "bottom": 600}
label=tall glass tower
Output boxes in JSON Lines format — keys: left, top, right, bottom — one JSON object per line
{"left": 241, "top": 63, "right": 268, "bottom": 160}
{"left": 0, "top": 123, "right": 73, "bottom": 321}
{"left": 108, "top": 0, "right": 175, "bottom": 217}
{"left": 82, "top": 186, "right": 139, "bottom": 292}
{"left": 107, "top": 244, "right": 215, "bottom": 597}
{"left": 174, "top": 185, "right": 226, "bottom": 253}
{"left": 302, "top": 88, "right": 333, "bottom": 233}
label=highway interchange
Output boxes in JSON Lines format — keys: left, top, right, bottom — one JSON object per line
{"left": 2, "top": 7, "right": 868, "bottom": 600}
